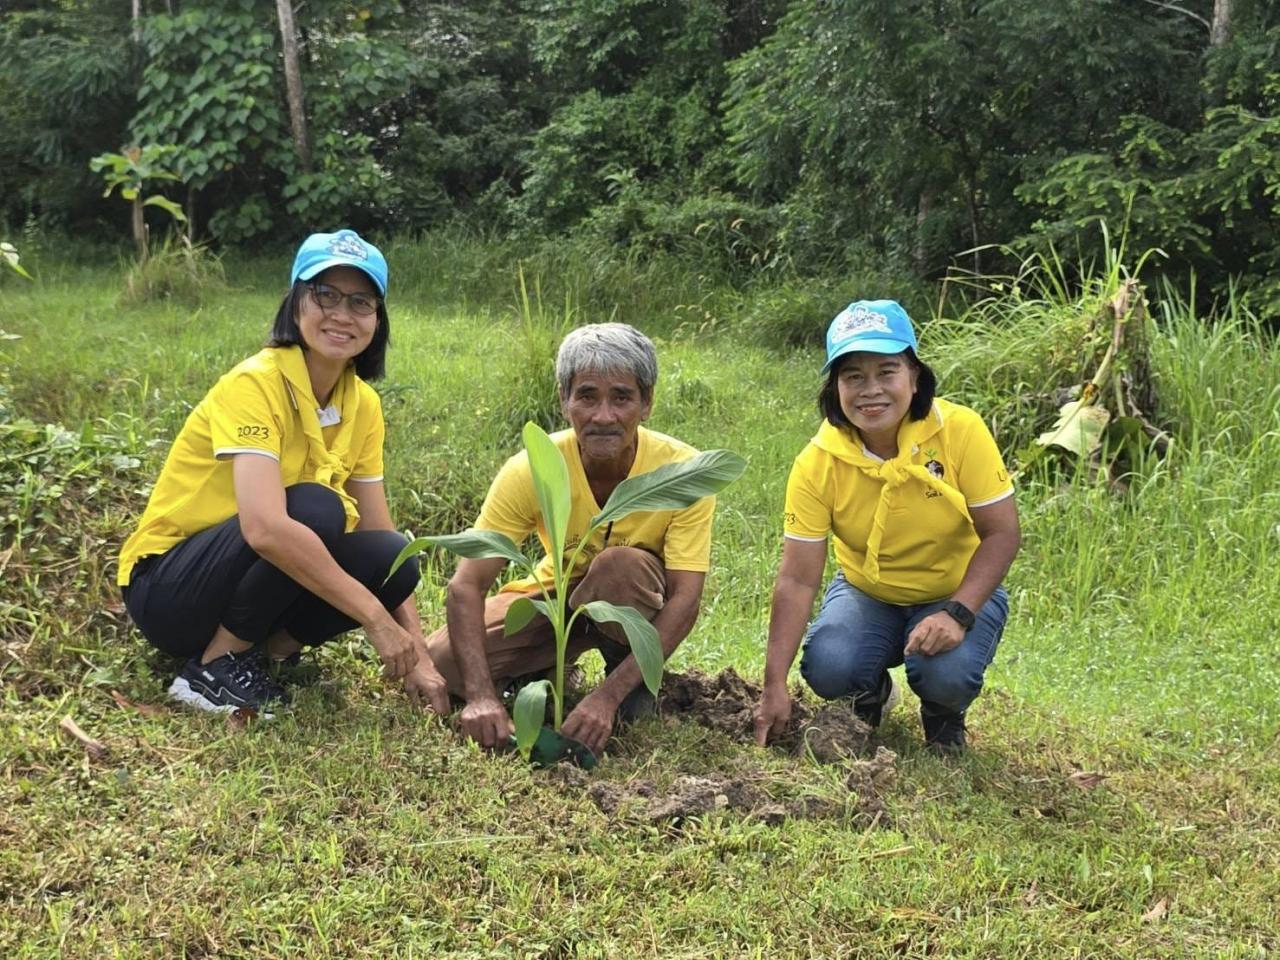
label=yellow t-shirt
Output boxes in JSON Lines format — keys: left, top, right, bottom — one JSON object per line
{"left": 475, "top": 426, "right": 715, "bottom": 594}
{"left": 783, "top": 398, "right": 1013, "bottom": 605}
{"left": 117, "top": 346, "right": 384, "bottom": 586}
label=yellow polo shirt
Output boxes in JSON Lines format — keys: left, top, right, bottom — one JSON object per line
{"left": 783, "top": 398, "right": 1012, "bottom": 605}
{"left": 117, "top": 347, "right": 384, "bottom": 586}
{"left": 476, "top": 426, "right": 715, "bottom": 593}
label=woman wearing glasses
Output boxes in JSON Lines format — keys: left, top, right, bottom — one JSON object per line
{"left": 117, "top": 230, "right": 449, "bottom": 716}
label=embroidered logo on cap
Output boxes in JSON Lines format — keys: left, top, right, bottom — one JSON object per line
{"left": 329, "top": 234, "right": 368, "bottom": 260}
{"left": 832, "top": 304, "right": 891, "bottom": 341}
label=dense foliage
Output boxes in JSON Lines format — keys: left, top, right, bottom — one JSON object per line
{"left": 3, "top": 0, "right": 1277, "bottom": 304}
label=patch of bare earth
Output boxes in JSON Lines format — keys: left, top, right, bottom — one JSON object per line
{"left": 549, "top": 669, "right": 898, "bottom": 826}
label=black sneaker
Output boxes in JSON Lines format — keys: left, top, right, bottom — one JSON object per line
{"left": 597, "top": 636, "right": 657, "bottom": 723}
{"left": 853, "top": 671, "right": 899, "bottom": 728}
{"left": 922, "top": 708, "right": 967, "bottom": 753}
{"left": 169, "top": 651, "right": 289, "bottom": 717}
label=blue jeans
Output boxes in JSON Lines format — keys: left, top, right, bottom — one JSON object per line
{"left": 799, "top": 573, "right": 1008, "bottom": 718}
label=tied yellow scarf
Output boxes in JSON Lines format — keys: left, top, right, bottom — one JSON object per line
{"left": 276, "top": 346, "right": 363, "bottom": 531}
{"left": 860, "top": 459, "right": 969, "bottom": 583}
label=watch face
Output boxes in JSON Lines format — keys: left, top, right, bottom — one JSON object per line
{"left": 947, "top": 601, "right": 974, "bottom": 629}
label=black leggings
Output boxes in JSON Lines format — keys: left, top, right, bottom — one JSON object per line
{"left": 122, "top": 483, "right": 420, "bottom": 659}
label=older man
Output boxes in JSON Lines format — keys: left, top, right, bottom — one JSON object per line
{"left": 425, "top": 323, "right": 716, "bottom": 755}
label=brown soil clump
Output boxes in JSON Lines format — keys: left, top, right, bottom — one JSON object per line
{"left": 659, "top": 667, "right": 874, "bottom": 762}
{"left": 544, "top": 669, "right": 899, "bottom": 826}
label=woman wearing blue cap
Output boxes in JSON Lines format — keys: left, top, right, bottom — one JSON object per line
{"left": 753, "top": 300, "right": 1020, "bottom": 752}
{"left": 117, "top": 230, "right": 449, "bottom": 716}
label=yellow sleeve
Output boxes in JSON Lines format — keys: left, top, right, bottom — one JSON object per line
{"left": 661, "top": 494, "right": 715, "bottom": 572}
{"left": 208, "top": 371, "right": 284, "bottom": 461}
{"left": 783, "top": 447, "right": 832, "bottom": 540}
{"left": 473, "top": 452, "right": 538, "bottom": 545}
{"left": 953, "top": 411, "right": 1014, "bottom": 507}
{"left": 350, "top": 388, "right": 385, "bottom": 481}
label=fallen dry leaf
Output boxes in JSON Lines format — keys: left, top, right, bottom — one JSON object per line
{"left": 1067, "top": 770, "right": 1107, "bottom": 789}
{"left": 1142, "top": 897, "right": 1168, "bottom": 923}
{"left": 111, "top": 690, "right": 167, "bottom": 718}
{"left": 227, "top": 707, "right": 258, "bottom": 731}
{"left": 1023, "top": 879, "right": 1039, "bottom": 906}
{"left": 59, "top": 715, "right": 109, "bottom": 762}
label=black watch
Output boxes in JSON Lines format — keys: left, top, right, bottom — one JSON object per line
{"left": 943, "top": 600, "right": 975, "bottom": 631}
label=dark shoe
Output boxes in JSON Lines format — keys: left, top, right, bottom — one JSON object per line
{"left": 922, "top": 708, "right": 967, "bottom": 753}
{"left": 169, "top": 651, "right": 289, "bottom": 717}
{"left": 854, "top": 671, "right": 899, "bottom": 728}
{"left": 598, "top": 636, "right": 657, "bottom": 724}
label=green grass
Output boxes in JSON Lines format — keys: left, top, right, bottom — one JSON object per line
{"left": 1, "top": 242, "right": 1278, "bottom": 957}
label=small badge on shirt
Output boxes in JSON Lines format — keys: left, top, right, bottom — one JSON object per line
{"left": 317, "top": 404, "right": 341, "bottom": 427}
{"left": 925, "top": 459, "right": 944, "bottom": 479}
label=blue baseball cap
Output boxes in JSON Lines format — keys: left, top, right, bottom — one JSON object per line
{"left": 822, "top": 299, "right": 918, "bottom": 373}
{"left": 290, "top": 229, "right": 388, "bottom": 296}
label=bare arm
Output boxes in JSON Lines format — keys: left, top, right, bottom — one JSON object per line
{"left": 348, "top": 479, "right": 449, "bottom": 712}
{"left": 905, "top": 495, "right": 1021, "bottom": 656}
{"left": 753, "top": 537, "right": 827, "bottom": 745}
{"left": 444, "top": 555, "right": 512, "bottom": 747}
{"left": 233, "top": 455, "right": 417, "bottom": 678}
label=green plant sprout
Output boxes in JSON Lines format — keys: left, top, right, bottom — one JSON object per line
{"left": 89, "top": 145, "right": 188, "bottom": 262}
{"left": 390, "top": 421, "right": 747, "bottom": 761}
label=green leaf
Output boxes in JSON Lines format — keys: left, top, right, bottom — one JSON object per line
{"left": 522, "top": 421, "right": 571, "bottom": 570}
{"left": 425, "top": 530, "right": 528, "bottom": 565}
{"left": 142, "top": 195, "right": 187, "bottom": 221}
{"left": 593, "top": 449, "right": 747, "bottom": 527}
{"left": 580, "top": 600, "right": 663, "bottom": 695}
{"left": 504, "top": 595, "right": 551, "bottom": 636}
{"left": 383, "top": 530, "right": 528, "bottom": 585}
{"left": 512, "top": 680, "right": 550, "bottom": 760}
{"left": 1035, "top": 400, "right": 1111, "bottom": 457}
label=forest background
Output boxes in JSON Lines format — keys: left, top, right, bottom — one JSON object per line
{"left": 3, "top": 0, "right": 1279, "bottom": 312}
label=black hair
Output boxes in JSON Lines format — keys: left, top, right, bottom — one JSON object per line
{"left": 268, "top": 278, "right": 390, "bottom": 381}
{"left": 818, "top": 347, "right": 937, "bottom": 428}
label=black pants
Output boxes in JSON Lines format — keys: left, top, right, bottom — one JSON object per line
{"left": 122, "top": 483, "right": 420, "bottom": 659}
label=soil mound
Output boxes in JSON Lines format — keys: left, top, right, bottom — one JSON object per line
{"left": 548, "top": 669, "right": 898, "bottom": 825}
{"left": 659, "top": 667, "right": 874, "bottom": 762}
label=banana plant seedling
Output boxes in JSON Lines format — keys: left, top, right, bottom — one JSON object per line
{"left": 389, "top": 421, "right": 747, "bottom": 762}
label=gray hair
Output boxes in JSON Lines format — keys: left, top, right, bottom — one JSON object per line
{"left": 555, "top": 323, "right": 658, "bottom": 401}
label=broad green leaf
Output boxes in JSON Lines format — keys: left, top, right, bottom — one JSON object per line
{"left": 504, "top": 595, "right": 552, "bottom": 636}
{"left": 142, "top": 195, "right": 187, "bottom": 221}
{"left": 580, "top": 600, "right": 663, "bottom": 696}
{"left": 513, "top": 680, "right": 550, "bottom": 759}
{"left": 1035, "top": 401, "right": 1110, "bottom": 457}
{"left": 592, "top": 449, "right": 747, "bottom": 527}
{"left": 522, "top": 422, "right": 571, "bottom": 571}
{"left": 384, "top": 530, "right": 527, "bottom": 583}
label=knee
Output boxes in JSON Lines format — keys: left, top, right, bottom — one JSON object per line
{"left": 285, "top": 483, "right": 346, "bottom": 543}
{"left": 587, "top": 546, "right": 654, "bottom": 581}
{"left": 799, "top": 627, "right": 881, "bottom": 702}
{"left": 375, "top": 532, "right": 420, "bottom": 603}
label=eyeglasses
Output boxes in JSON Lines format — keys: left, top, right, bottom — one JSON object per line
{"left": 308, "top": 282, "right": 380, "bottom": 317}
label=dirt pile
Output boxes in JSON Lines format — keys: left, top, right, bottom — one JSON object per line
{"left": 659, "top": 668, "right": 874, "bottom": 762}
{"left": 550, "top": 747, "right": 898, "bottom": 825}
{"left": 547, "top": 669, "right": 898, "bottom": 825}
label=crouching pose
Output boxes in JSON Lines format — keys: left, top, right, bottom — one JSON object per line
{"left": 426, "top": 323, "right": 717, "bottom": 756}
{"left": 118, "top": 230, "right": 448, "bottom": 715}
{"left": 753, "top": 300, "right": 1020, "bottom": 752}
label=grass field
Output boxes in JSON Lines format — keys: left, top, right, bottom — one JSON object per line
{"left": 1, "top": 242, "right": 1277, "bottom": 958}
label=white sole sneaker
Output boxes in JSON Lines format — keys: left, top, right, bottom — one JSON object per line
{"left": 883, "top": 672, "right": 902, "bottom": 717}
{"left": 168, "top": 676, "right": 275, "bottom": 720}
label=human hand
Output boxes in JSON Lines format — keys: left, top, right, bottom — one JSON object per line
{"left": 460, "top": 695, "right": 514, "bottom": 749}
{"left": 905, "top": 611, "right": 965, "bottom": 657}
{"left": 561, "top": 689, "right": 618, "bottom": 756}
{"left": 365, "top": 617, "right": 419, "bottom": 679}
{"left": 753, "top": 683, "right": 793, "bottom": 746}
{"left": 403, "top": 659, "right": 451, "bottom": 714}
